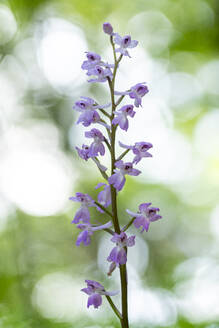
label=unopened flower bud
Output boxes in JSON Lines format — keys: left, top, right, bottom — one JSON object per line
{"left": 103, "top": 22, "right": 113, "bottom": 35}
{"left": 107, "top": 262, "right": 117, "bottom": 276}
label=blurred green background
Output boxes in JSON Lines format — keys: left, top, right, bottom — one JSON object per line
{"left": 0, "top": 0, "right": 219, "bottom": 327}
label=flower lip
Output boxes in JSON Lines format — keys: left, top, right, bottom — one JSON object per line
{"left": 141, "top": 143, "right": 152, "bottom": 150}
{"left": 123, "top": 35, "right": 131, "bottom": 47}
{"left": 79, "top": 101, "right": 86, "bottom": 107}
{"left": 124, "top": 163, "right": 132, "bottom": 171}
{"left": 96, "top": 66, "right": 103, "bottom": 74}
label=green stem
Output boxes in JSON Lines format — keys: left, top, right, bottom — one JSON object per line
{"left": 116, "top": 149, "right": 130, "bottom": 162}
{"left": 92, "top": 158, "right": 108, "bottom": 181}
{"left": 103, "top": 228, "right": 114, "bottom": 235}
{"left": 112, "top": 54, "right": 122, "bottom": 88}
{"left": 104, "top": 137, "right": 112, "bottom": 152}
{"left": 110, "top": 125, "right": 120, "bottom": 234}
{"left": 110, "top": 35, "right": 117, "bottom": 63}
{"left": 122, "top": 217, "right": 135, "bottom": 232}
{"left": 105, "top": 295, "right": 123, "bottom": 321}
{"left": 120, "top": 262, "right": 129, "bottom": 328}
{"left": 98, "top": 108, "right": 111, "bottom": 119}
{"left": 115, "top": 95, "right": 125, "bottom": 107}
{"left": 94, "top": 201, "right": 113, "bottom": 218}
{"left": 108, "top": 39, "right": 129, "bottom": 328}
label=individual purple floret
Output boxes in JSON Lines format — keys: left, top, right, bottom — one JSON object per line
{"left": 77, "top": 109, "right": 101, "bottom": 127}
{"left": 115, "top": 82, "right": 149, "bottom": 107}
{"left": 74, "top": 96, "right": 97, "bottom": 112}
{"left": 81, "top": 280, "right": 118, "bottom": 309}
{"left": 108, "top": 160, "right": 141, "bottom": 191}
{"left": 129, "top": 83, "right": 149, "bottom": 107}
{"left": 76, "top": 144, "right": 107, "bottom": 172}
{"left": 113, "top": 33, "right": 138, "bottom": 57}
{"left": 103, "top": 22, "right": 114, "bottom": 35}
{"left": 76, "top": 144, "right": 90, "bottom": 161}
{"left": 76, "top": 221, "right": 112, "bottom": 246}
{"left": 95, "top": 183, "right": 111, "bottom": 207}
{"left": 112, "top": 105, "right": 135, "bottom": 131}
{"left": 74, "top": 96, "right": 99, "bottom": 127}
{"left": 69, "top": 193, "right": 95, "bottom": 224}
{"left": 119, "top": 141, "right": 153, "bottom": 164}
{"left": 81, "top": 52, "right": 102, "bottom": 72}
{"left": 73, "top": 97, "right": 111, "bottom": 127}
{"left": 107, "top": 231, "right": 135, "bottom": 266}
{"left": 126, "top": 203, "right": 162, "bottom": 232}
{"left": 85, "top": 128, "right": 106, "bottom": 157}
{"left": 88, "top": 65, "right": 113, "bottom": 83}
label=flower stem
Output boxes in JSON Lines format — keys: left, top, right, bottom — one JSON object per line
{"left": 104, "top": 137, "right": 112, "bottom": 152}
{"left": 105, "top": 295, "right": 123, "bottom": 321}
{"left": 92, "top": 158, "right": 108, "bottom": 181}
{"left": 120, "top": 261, "right": 129, "bottom": 328}
{"left": 115, "top": 95, "right": 125, "bottom": 107}
{"left": 103, "top": 227, "right": 114, "bottom": 235}
{"left": 122, "top": 217, "right": 135, "bottom": 232}
{"left": 94, "top": 201, "right": 113, "bottom": 218}
{"left": 108, "top": 39, "right": 129, "bottom": 328}
{"left": 98, "top": 107, "right": 111, "bottom": 119}
{"left": 116, "top": 149, "right": 130, "bottom": 162}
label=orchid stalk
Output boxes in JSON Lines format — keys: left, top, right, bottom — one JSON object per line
{"left": 70, "top": 22, "right": 163, "bottom": 328}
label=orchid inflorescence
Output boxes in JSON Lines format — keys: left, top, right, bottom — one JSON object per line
{"left": 70, "top": 22, "right": 163, "bottom": 327}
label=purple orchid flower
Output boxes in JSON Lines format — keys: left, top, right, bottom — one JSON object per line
{"left": 103, "top": 22, "right": 114, "bottom": 35}
{"left": 126, "top": 203, "right": 162, "bottom": 232}
{"left": 88, "top": 65, "right": 113, "bottom": 83}
{"left": 73, "top": 96, "right": 97, "bottom": 112}
{"left": 113, "top": 33, "right": 138, "bottom": 57}
{"left": 95, "top": 183, "right": 111, "bottom": 208}
{"left": 85, "top": 128, "right": 106, "bottom": 157}
{"left": 129, "top": 83, "right": 149, "bottom": 107}
{"left": 77, "top": 109, "right": 101, "bottom": 127}
{"left": 107, "top": 231, "right": 135, "bottom": 266}
{"left": 81, "top": 52, "right": 102, "bottom": 72}
{"left": 119, "top": 141, "right": 153, "bottom": 164}
{"left": 69, "top": 192, "right": 95, "bottom": 224}
{"left": 108, "top": 160, "right": 141, "bottom": 191}
{"left": 73, "top": 97, "right": 111, "bottom": 127}
{"left": 112, "top": 105, "right": 136, "bottom": 131}
{"left": 76, "top": 221, "right": 112, "bottom": 246}
{"left": 76, "top": 144, "right": 107, "bottom": 173}
{"left": 76, "top": 144, "right": 90, "bottom": 161}
{"left": 81, "top": 280, "right": 118, "bottom": 309}
{"left": 81, "top": 52, "right": 114, "bottom": 77}
{"left": 74, "top": 97, "right": 100, "bottom": 127}
{"left": 115, "top": 82, "right": 149, "bottom": 107}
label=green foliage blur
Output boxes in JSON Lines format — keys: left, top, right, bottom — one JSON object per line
{"left": 0, "top": 0, "right": 219, "bottom": 327}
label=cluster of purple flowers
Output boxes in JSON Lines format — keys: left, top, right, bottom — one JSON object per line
{"left": 70, "top": 22, "right": 163, "bottom": 313}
